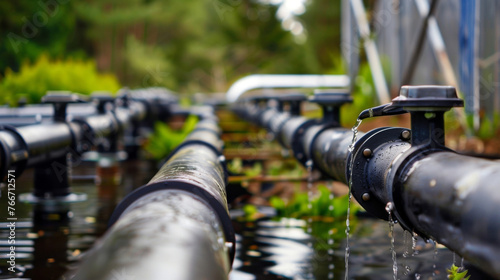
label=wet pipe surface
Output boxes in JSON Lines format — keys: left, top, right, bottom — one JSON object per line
{"left": 0, "top": 114, "right": 496, "bottom": 280}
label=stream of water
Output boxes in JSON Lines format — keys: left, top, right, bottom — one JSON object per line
{"left": 344, "top": 118, "right": 362, "bottom": 280}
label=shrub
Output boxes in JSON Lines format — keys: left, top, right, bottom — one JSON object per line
{"left": 0, "top": 55, "right": 121, "bottom": 106}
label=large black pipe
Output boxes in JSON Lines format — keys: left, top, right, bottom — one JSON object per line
{"left": 232, "top": 92, "right": 356, "bottom": 180}
{"left": 233, "top": 86, "right": 500, "bottom": 278}
{"left": 348, "top": 86, "right": 500, "bottom": 278}
{"left": 68, "top": 111, "right": 234, "bottom": 280}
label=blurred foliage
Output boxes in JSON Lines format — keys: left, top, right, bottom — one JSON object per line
{"left": 270, "top": 185, "right": 360, "bottom": 219}
{"left": 267, "top": 160, "right": 304, "bottom": 177}
{"left": 0, "top": 55, "right": 120, "bottom": 106}
{"left": 447, "top": 264, "right": 470, "bottom": 280}
{"left": 227, "top": 158, "right": 263, "bottom": 177}
{"left": 0, "top": 1, "right": 83, "bottom": 74}
{"left": 1, "top": 0, "right": 344, "bottom": 94}
{"left": 144, "top": 115, "right": 199, "bottom": 160}
{"left": 242, "top": 204, "right": 260, "bottom": 221}
{"left": 341, "top": 62, "right": 379, "bottom": 125}
{"left": 228, "top": 158, "right": 303, "bottom": 177}
{"left": 466, "top": 113, "right": 499, "bottom": 139}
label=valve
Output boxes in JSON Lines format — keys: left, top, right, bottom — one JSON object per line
{"left": 42, "top": 92, "right": 87, "bottom": 122}
{"left": 309, "top": 89, "right": 352, "bottom": 126}
{"left": 289, "top": 90, "right": 352, "bottom": 166}
{"left": 348, "top": 85, "right": 463, "bottom": 230}
{"left": 278, "top": 93, "right": 307, "bottom": 115}
{"left": 91, "top": 92, "right": 115, "bottom": 114}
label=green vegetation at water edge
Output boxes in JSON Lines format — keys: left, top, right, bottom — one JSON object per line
{"left": 144, "top": 115, "right": 198, "bottom": 160}
{"left": 447, "top": 264, "right": 470, "bottom": 280}
{"left": 270, "top": 185, "right": 360, "bottom": 220}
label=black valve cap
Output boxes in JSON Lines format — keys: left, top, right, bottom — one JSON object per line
{"left": 42, "top": 91, "right": 87, "bottom": 122}
{"left": 392, "top": 85, "right": 463, "bottom": 110}
{"left": 309, "top": 89, "right": 352, "bottom": 105}
{"left": 278, "top": 93, "right": 306, "bottom": 115}
{"left": 91, "top": 92, "right": 115, "bottom": 113}
{"left": 309, "top": 89, "right": 352, "bottom": 124}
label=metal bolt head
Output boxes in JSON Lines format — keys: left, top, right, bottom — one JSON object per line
{"left": 401, "top": 130, "right": 411, "bottom": 140}
{"left": 362, "top": 193, "right": 370, "bottom": 201}
{"left": 362, "top": 148, "right": 372, "bottom": 157}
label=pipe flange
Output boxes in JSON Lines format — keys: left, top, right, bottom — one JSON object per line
{"left": 386, "top": 144, "right": 453, "bottom": 237}
{"left": 291, "top": 119, "right": 322, "bottom": 165}
{"left": 346, "top": 127, "right": 411, "bottom": 220}
{"left": 0, "top": 125, "right": 29, "bottom": 179}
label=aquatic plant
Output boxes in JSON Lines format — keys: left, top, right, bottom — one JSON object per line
{"left": 270, "top": 185, "right": 360, "bottom": 220}
{"left": 447, "top": 264, "right": 470, "bottom": 280}
{"left": 227, "top": 158, "right": 263, "bottom": 177}
{"left": 144, "top": 115, "right": 198, "bottom": 160}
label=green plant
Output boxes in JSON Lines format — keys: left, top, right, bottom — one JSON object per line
{"left": 268, "top": 160, "right": 304, "bottom": 177}
{"left": 447, "top": 264, "right": 470, "bottom": 280}
{"left": 227, "top": 158, "right": 263, "bottom": 177}
{"left": 270, "top": 185, "right": 360, "bottom": 219}
{"left": 0, "top": 55, "right": 121, "bottom": 106}
{"left": 340, "top": 61, "right": 379, "bottom": 126}
{"left": 144, "top": 115, "right": 198, "bottom": 160}
{"left": 242, "top": 204, "right": 260, "bottom": 221}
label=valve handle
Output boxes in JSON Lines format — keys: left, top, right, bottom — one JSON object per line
{"left": 278, "top": 93, "right": 306, "bottom": 115}
{"left": 358, "top": 103, "right": 407, "bottom": 120}
{"left": 309, "top": 89, "right": 352, "bottom": 125}
{"left": 42, "top": 92, "right": 88, "bottom": 122}
{"left": 91, "top": 92, "right": 115, "bottom": 114}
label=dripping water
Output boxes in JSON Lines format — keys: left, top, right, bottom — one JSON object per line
{"left": 432, "top": 240, "right": 438, "bottom": 278}
{"left": 402, "top": 230, "right": 412, "bottom": 275}
{"left": 327, "top": 181, "right": 335, "bottom": 279}
{"left": 345, "top": 118, "right": 362, "bottom": 280}
{"left": 460, "top": 257, "right": 464, "bottom": 269}
{"left": 411, "top": 232, "right": 419, "bottom": 256}
{"left": 386, "top": 202, "right": 398, "bottom": 280}
{"left": 306, "top": 160, "right": 314, "bottom": 243}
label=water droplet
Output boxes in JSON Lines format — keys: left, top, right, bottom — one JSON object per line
{"left": 385, "top": 202, "right": 394, "bottom": 214}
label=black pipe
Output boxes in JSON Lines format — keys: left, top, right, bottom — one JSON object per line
{"left": 69, "top": 110, "right": 234, "bottom": 279}
{"left": 349, "top": 86, "right": 500, "bottom": 279}
{"left": 232, "top": 91, "right": 354, "bottom": 176}
{"left": 233, "top": 86, "right": 500, "bottom": 278}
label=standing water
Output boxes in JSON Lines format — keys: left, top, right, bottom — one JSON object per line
{"left": 345, "top": 118, "right": 362, "bottom": 280}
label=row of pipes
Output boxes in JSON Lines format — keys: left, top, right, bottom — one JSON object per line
{"left": 0, "top": 89, "right": 235, "bottom": 279}
{"left": 0, "top": 81, "right": 499, "bottom": 279}
{"left": 232, "top": 85, "right": 500, "bottom": 279}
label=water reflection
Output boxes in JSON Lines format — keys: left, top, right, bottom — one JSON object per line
{"left": 229, "top": 214, "right": 484, "bottom": 280}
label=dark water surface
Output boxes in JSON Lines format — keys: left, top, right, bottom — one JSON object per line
{"left": 0, "top": 161, "right": 493, "bottom": 280}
